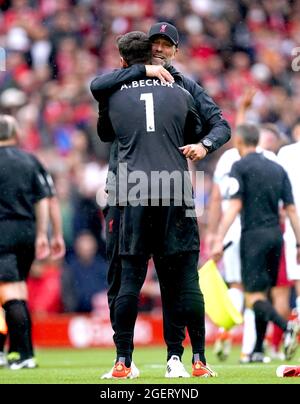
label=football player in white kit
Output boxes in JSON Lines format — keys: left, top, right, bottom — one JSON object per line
{"left": 278, "top": 121, "right": 300, "bottom": 320}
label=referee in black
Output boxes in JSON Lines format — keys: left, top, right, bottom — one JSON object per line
{"left": 212, "top": 123, "right": 300, "bottom": 361}
{"left": 0, "top": 115, "right": 50, "bottom": 369}
{"left": 0, "top": 128, "right": 65, "bottom": 363}
{"left": 93, "top": 31, "right": 220, "bottom": 379}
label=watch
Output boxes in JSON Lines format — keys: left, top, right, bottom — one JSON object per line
{"left": 200, "top": 138, "right": 213, "bottom": 153}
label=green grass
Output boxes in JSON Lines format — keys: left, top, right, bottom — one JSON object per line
{"left": 0, "top": 347, "right": 300, "bottom": 384}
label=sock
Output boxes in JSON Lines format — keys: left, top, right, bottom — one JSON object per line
{"left": 272, "top": 324, "right": 284, "bottom": 352}
{"left": 228, "top": 288, "right": 244, "bottom": 314}
{"left": 254, "top": 300, "right": 288, "bottom": 331}
{"left": 253, "top": 300, "right": 288, "bottom": 353}
{"left": 0, "top": 333, "right": 6, "bottom": 352}
{"left": 23, "top": 301, "right": 34, "bottom": 357}
{"left": 296, "top": 296, "right": 300, "bottom": 318}
{"left": 192, "top": 353, "right": 206, "bottom": 365}
{"left": 116, "top": 356, "right": 131, "bottom": 368}
{"left": 253, "top": 302, "right": 268, "bottom": 353}
{"left": 3, "top": 300, "right": 32, "bottom": 359}
{"left": 241, "top": 308, "right": 256, "bottom": 355}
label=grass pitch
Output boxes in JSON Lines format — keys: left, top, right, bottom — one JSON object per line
{"left": 0, "top": 346, "right": 299, "bottom": 384}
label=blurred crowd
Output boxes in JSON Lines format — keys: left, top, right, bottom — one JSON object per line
{"left": 0, "top": 0, "right": 299, "bottom": 315}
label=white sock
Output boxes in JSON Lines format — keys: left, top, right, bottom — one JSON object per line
{"left": 241, "top": 308, "right": 256, "bottom": 355}
{"left": 227, "top": 288, "right": 244, "bottom": 314}
{"left": 296, "top": 296, "right": 300, "bottom": 318}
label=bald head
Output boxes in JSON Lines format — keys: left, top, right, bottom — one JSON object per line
{"left": 0, "top": 115, "right": 19, "bottom": 141}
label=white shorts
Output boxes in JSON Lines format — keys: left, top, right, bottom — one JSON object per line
{"left": 284, "top": 229, "right": 300, "bottom": 281}
{"left": 222, "top": 237, "right": 242, "bottom": 284}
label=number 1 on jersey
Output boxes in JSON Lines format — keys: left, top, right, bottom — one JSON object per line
{"left": 140, "top": 93, "right": 155, "bottom": 132}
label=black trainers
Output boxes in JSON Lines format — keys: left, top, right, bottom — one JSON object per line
{"left": 284, "top": 321, "right": 300, "bottom": 361}
{"left": 7, "top": 352, "right": 38, "bottom": 370}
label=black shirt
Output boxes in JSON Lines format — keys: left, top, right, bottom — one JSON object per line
{"left": 90, "top": 64, "right": 231, "bottom": 151}
{"left": 106, "top": 78, "right": 203, "bottom": 205}
{"left": 30, "top": 154, "right": 56, "bottom": 198}
{"left": 90, "top": 66, "right": 231, "bottom": 205}
{"left": 0, "top": 146, "right": 49, "bottom": 221}
{"left": 229, "top": 152, "right": 294, "bottom": 232}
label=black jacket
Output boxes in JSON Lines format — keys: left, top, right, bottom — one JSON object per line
{"left": 90, "top": 64, "right": 231, "bottom": 151}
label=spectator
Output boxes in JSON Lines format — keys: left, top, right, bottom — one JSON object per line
{"left": 62, "top": 232, "right": 107, "bottom": 313}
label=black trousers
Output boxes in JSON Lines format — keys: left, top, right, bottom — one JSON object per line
{"left": 105, "top": 206, "right": 123, "bottom": 331}
{"left": 154, "top": 253, "right": 205, "bottom": 359}
{"left": 105, "top": 206, "right": 205, "bottom": 359}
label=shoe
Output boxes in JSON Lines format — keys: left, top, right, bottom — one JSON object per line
{"left": 7, "top": 352, "right": 37, "bottom": 370}
{"left": 111, "top": 361, "right": 138, "bottom": 379}
{"left": 192, "top": 361, "right": 217, "bottom": 377}
{"left": 276, "top": 365, "right": 300, "bottom": 377}
{"left": 101, "top": 361, "right": 140, "bottom": 379}
{"left": 249, "top": 352, "right": 271, "bottom": 363}
{"left": 165, "top": 355, "right": 190, "bottom": 378}
{"left": 0, "top": 352, "right": 7, "bottom": 367}
{"left": 214, "top": 330, "right": 231, "bottom": 361}
{"left": 269, "top": 348, "right": 286, "bottom": 361}
{"left": 239, "top": 353, "right": 251, "bottom": 364}
{"left": 284, "top": 320, "right": 300, "bottom": 361}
